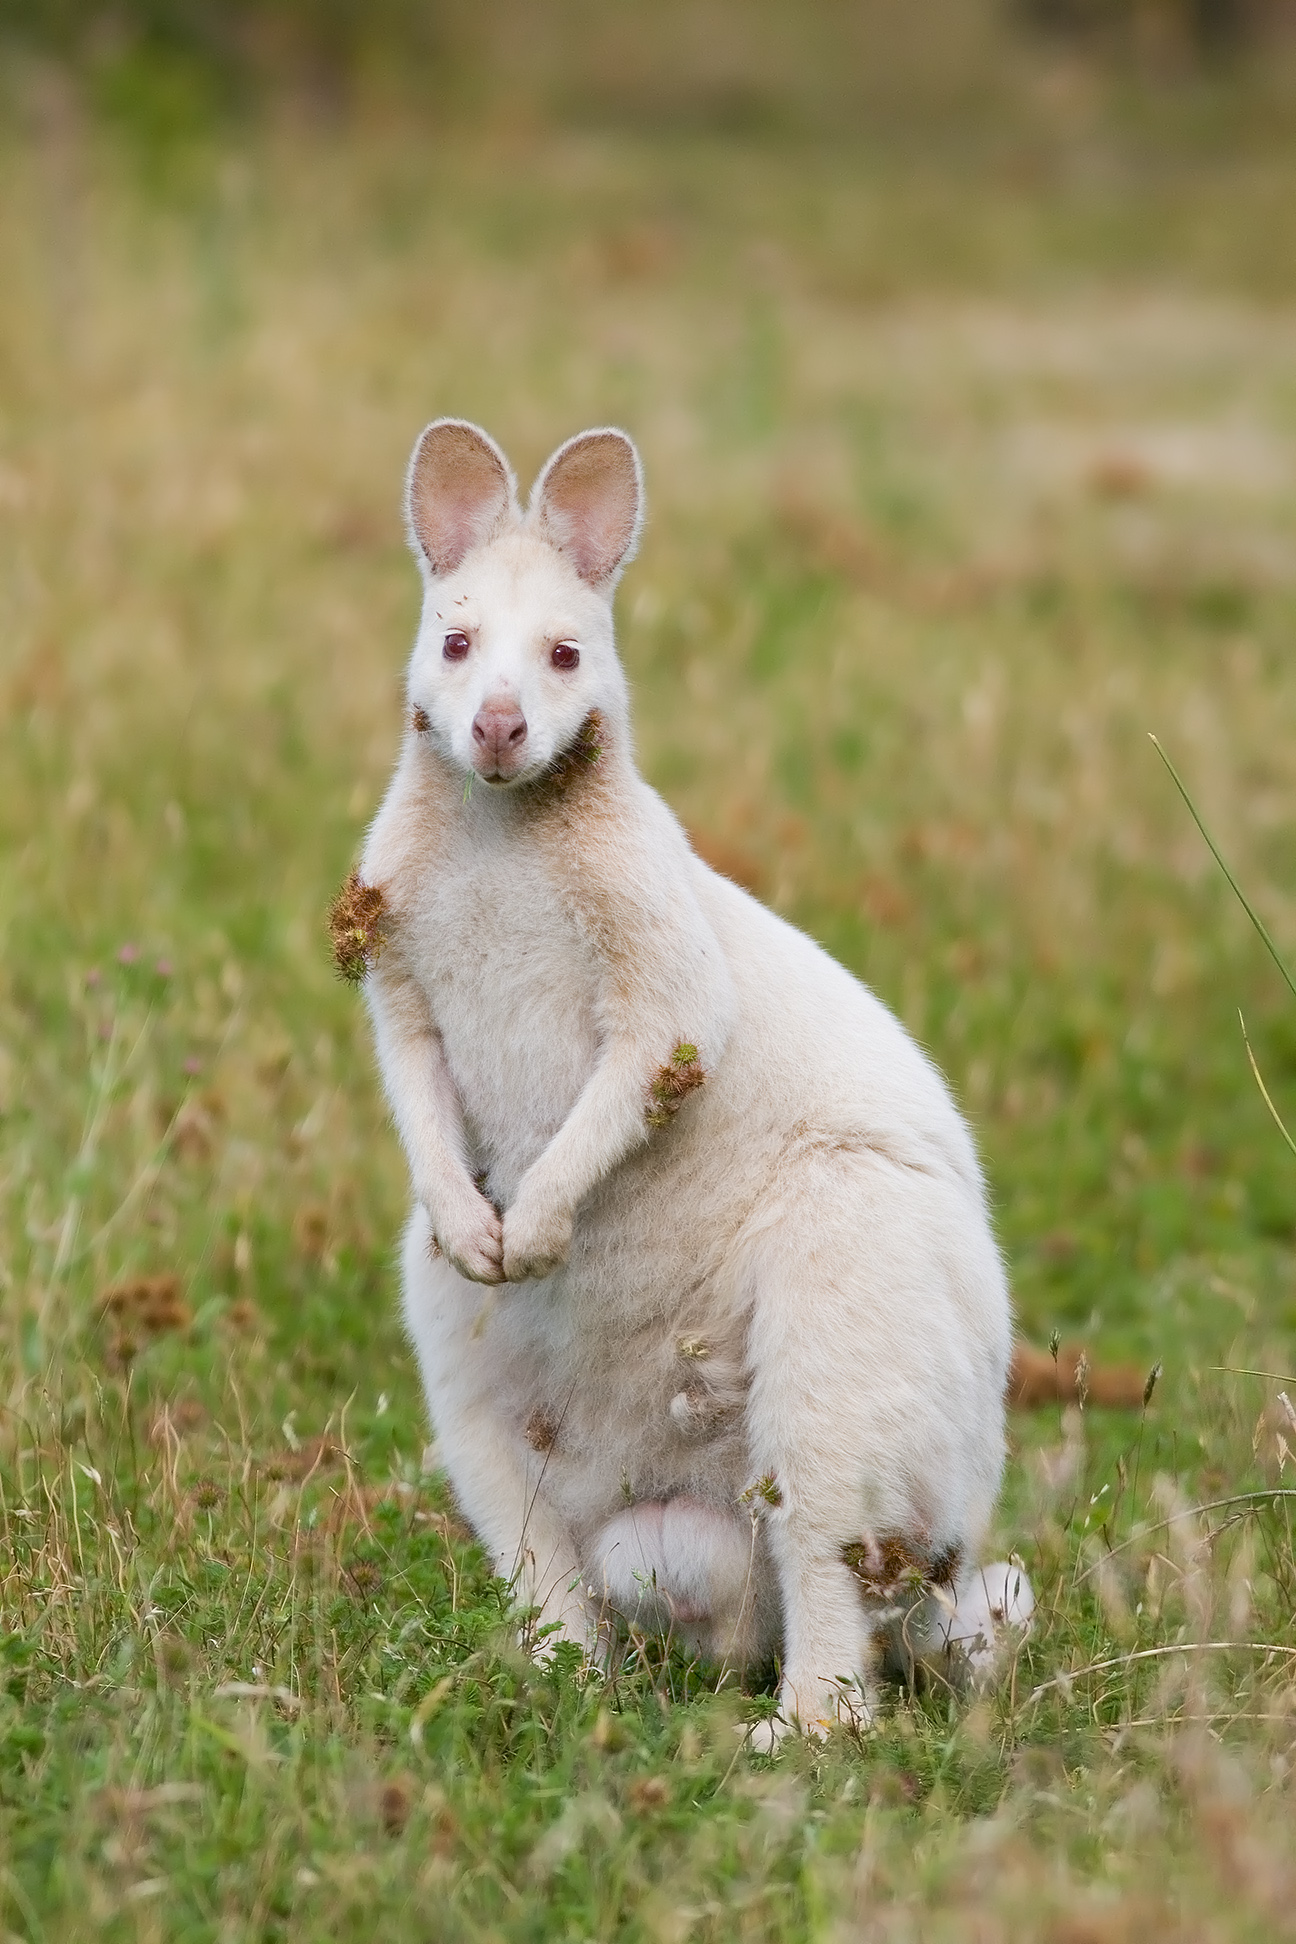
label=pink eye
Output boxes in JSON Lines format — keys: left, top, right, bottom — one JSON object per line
{"left": 443, "top": 630, "right": 471, "bottom": 661}
{"left": 551, "top": 642, "right": 580, "bottom": 671}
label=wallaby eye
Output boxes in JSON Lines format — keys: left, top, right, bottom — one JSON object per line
{"left": 551, "top": 642, "right": 580, "bottom": 671}
{"left": 443, "top": 630, "right": 471, "bottom": 661}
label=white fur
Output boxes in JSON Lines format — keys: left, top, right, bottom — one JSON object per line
{"left": 359, "top": 420, "right": 1029, "bottom": 1740}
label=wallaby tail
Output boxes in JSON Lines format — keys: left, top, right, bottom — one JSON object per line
{"left": 1009, "top": 1339, "right": 1149, "bottom": 1410}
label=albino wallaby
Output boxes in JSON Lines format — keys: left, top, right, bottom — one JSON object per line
{"left": 341, "top": 419, "right": 1032, "bottom": 1746}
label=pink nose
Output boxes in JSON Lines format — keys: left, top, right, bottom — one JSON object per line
{"left": 471, "top": 699, "right": 527, "bottom": 773}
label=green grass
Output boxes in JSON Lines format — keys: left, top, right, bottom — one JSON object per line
{"left": 3, "top": 67, "right": 1296, "bottom": 1940}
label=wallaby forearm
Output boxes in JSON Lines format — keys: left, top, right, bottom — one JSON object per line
{"left": 501, "top": 964, "right": 729, "bottom": 1280}
{"left": 367, "top": 965, "right": 466, "bottom": 1194}
{"left": 366, "top": 961, "right": 504, "bottom": 1283}
{"left": 508, "top": 1038, "right": 651, "bottom": 1218}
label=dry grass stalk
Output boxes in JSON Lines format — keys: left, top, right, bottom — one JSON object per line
{"left": 260, "top": 1434, "right": 344, "bottom": 1482}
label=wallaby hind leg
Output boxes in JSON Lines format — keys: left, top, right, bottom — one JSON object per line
{"left": 749, "top": 1526, "right": 879, "bottom": 1749}
{"left": 881, "top": 1560, "right": 1035, "bottom": 1692}
{"left": 739, "top": 1146, "right": 1011, "bottom": 1744}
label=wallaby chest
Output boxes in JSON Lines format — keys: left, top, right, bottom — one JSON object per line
{"left": 405, "top": 815, "right": 604, "bottom": 1187}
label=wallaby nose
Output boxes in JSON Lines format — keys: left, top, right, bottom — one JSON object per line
{"left": 471, "top": 698, "right": 528, "bottom": 774}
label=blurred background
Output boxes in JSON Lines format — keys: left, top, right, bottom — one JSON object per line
{"left": 5, "top": 0, "right": 1296, "bottom": 125}
{"left": 3, "top": 0, "right": 1296, "bottom": 1392}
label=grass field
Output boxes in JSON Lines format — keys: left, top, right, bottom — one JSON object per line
{"left": 3, "top": 53, "right": 1296, "bottom": 1940}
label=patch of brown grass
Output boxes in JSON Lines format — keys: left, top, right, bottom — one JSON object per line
{"left": 98, "top": 1274, "right": 190, "bottom": 1336}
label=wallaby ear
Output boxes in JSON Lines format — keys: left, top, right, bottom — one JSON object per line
{"left": 530, "top": 429, "right": 644, "bottom": 589}
{"left": 405, "top": 419, "right": 516, "bottom": 575}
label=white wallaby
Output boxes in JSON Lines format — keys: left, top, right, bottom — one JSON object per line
{"left": 344, "top": 418, "right": 1032, "bottom": 1746}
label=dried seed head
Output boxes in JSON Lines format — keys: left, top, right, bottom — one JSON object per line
{"left": 1074, "top": 1350, "right": 1091, "bottom": 1411}
{"left": 646, "top": 1043, "right": 706, "bottom": 1127}
{"left": 345, "top": 1558, "right": 383, "bottom": 1600}
{"left": 98, "top": 1274, "right": 190, "bottom": 1335}
{"left": 841, "top": 1532, "right": 942, "bottom": 1599}
{"left": 1254, "top": 1398, "right": 1293, "bottom": 1481}
{"left": 627, "top": 1776, "right": 671, "bottom": 1813}
{"left": 378, "top": 1775, "right": 414, "bottom": 1837}
{"left": 739, "top": 1471, "right": 782, "bottom": 1510}
{"left": 1143, "top": 1360, "right": 1163, "bottom": 1408}
{"left": 546, "top": 709, "right": 604, "bottom": 790}
{"left": 524, "top": 1407, "right": 560, "bottom": 1453}
{"left": 329, "top": 872, "right": 387, "bottom": 984}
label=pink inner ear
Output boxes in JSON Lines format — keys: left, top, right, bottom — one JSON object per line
{"left": 538, "top": 434, "right": 640, "bottom": 584}
{"left": 409, "top": 423, "right": 512, "bottom": 575}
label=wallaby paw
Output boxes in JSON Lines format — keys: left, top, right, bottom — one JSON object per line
{"left": 530, "top": 1634, "right": 610, "bottom": 1680}
{"left": 744, "top": 1715, "right": 792, "bottom": 1756}
{"left": 502, "top": 1198, "right": 572, "bottom": 1282}
{"left": 432, "top": 1192, "right": 504, "bottom": 1285}
{"left": 747, "top": 1682, "right": 874, "bottom": 1753}
{"left": 743, "top": 1711, "right": 844, "bottom": 1756}
{"left": 522, "top": 1608, "right": 608, "bottom": 1673}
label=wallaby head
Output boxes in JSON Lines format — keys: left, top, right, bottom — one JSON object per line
{"left": 403, "top": 419, "right": 643, "bottom": 788}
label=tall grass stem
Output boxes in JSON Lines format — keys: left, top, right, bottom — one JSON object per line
{"left": 1149, "top": 734, "right": 1296, "bottom": 1004}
